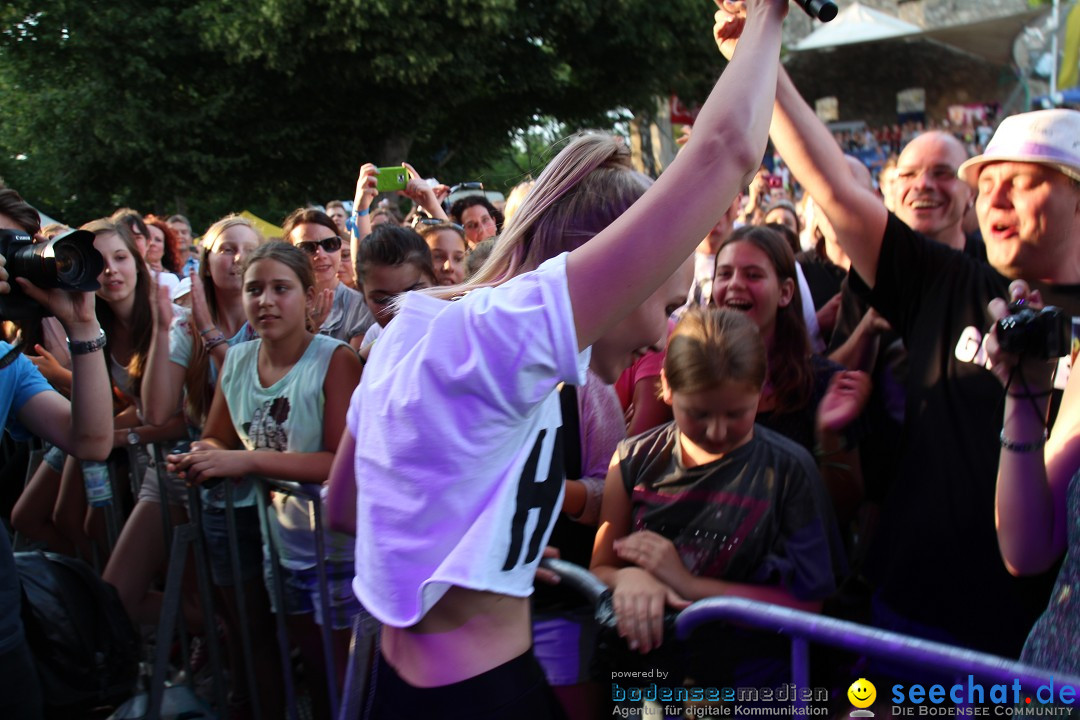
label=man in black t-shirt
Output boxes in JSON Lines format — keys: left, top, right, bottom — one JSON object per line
{"left": 763, "top": 59, "right": 1080, "bottom": 656}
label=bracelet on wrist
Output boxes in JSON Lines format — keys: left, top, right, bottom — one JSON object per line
{"left": 205, "top": 336, "right": 228, "bottom": 351}
{"left": 999, "top": 429, "right": 1048, "bottom": 453}
{"left": 354, "top": 208, "right": 370, "bottom": 218}
{"left": 199, "top": 326, "right": 220, "bottom": 337}
{"left": 68, "top": 329, "right": 107, "bottom": 356}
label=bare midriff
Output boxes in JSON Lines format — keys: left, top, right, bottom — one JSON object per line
{"left": 380, "top": 587, "right": 531, "bottom": 687}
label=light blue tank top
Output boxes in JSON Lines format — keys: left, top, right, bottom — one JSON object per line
{"left": 219, "top": 333, "right": 352, "bottom": 568}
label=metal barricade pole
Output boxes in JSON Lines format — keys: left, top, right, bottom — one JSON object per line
{"left": 148, "top": 445, "right": 191, "bottom": 687}
{"left": 675, "top": 598, "right": 1080, "bottom": 694}
{"left": 338, "top": 611, "right": 377, "bottom": 720}
{"left": 310, "top": 492, "right": 341, "bottom": 719}
{"left": 790, "top": 637, "right": 810, "bottom": 712}
{"left": 256, "top": 478, "right": 302, "bottom": 720}
{"left": 539, "top": 560, "right": 1080, "bottom": 706}
{"left": 225, "top": 479, "right": 265, "bottom": 720}
{"left": 186, "top": 481, "right": 228, "bottom": 717}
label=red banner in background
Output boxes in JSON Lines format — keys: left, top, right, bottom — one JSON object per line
{"left": 670, "top": 94, "right": 701, "bottom": 125}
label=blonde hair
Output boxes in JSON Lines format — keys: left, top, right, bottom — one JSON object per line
{"left": 425, "top": 132, "right": 649, "bottom": 300}
{"left": 502, "top": 179, "right": 536, "bottom": 223}
{"left": 184, "top": 214, "right": 264, "bottom": 426}
{"left": 664, "top": 307, "right": 766, "bottom": 395}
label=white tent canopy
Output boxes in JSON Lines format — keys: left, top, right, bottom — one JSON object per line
{"left": 792, "top": 2, "right": 1048, "bottom": 66}
{"left": 793, "top": 2, "right": 921, "bottom": 52}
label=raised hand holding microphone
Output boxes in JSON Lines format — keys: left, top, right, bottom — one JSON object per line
{"left": 716, "top": 0, "right": 837, "bottom": 23}
{"left": 794, "top": 0, "right": 838, "bottom": 22}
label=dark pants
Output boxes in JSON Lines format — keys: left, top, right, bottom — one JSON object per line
{"left": 364, "top": 648, "right": 568, "bottom": 720}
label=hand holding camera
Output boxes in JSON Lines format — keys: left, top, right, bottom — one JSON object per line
{"left": 0, "top": 228, "right": 104, "bottom": 342}
{"left": 353, "top": 163, "right": 381, "bottom": 213}
{"left": 986, "top": 281, "right": 1065, "bottom": 396}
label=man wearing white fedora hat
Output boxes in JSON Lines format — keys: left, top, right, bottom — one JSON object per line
{"left": 763, "top": 59, "right": 1080, "bottom": 658}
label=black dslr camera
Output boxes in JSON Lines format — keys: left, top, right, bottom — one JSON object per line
{"left": 995, "top": 301, "right": 1072, "bottom": 360}
{"left": 0, "top": 228, "right": 104, "bottom": 320}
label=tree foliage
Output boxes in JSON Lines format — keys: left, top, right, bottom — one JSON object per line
{"left": 0, "top": 0, "right": 718, "bottom": 229}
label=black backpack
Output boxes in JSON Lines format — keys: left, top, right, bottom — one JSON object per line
{"left": 16, "top": 550, "right": 139, "bottom": 715}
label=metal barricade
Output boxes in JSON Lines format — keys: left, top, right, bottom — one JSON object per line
{"left": 111, "top": 443, "right": 227, "bottom": 720}
{"left": 540, "top": 558, "right": 1080, "bottom": 709}
{"left": 255, "top": 475, "right": 349, "bottom": 720}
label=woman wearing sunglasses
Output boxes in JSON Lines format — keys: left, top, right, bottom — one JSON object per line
{"left": 282, "top": 208, "right": 374, "bottom": 350}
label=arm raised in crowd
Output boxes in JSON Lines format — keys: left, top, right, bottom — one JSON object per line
{"left": 569, "top": 0, "right": 788, "bottom": 351}
{"left": 142, "top": 283, "right": 184, "bottom": 425}
{"left": 9, "top": 268, "right": 114, "bottom": 461}
{"left": 988, "top": 283, "right": 1074, "bottom": 576}
{"left": 713, "top": 3, "right": 888, "bottom": 286}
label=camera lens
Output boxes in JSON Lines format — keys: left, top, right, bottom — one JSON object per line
{"left": 51, "top": 238, "right": 87, "bottom": 285}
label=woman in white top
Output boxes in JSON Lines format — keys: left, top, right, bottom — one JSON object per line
{"left": 328, "top": 2, "right": 789, "bottom": 716}
{"left": 143, "top": 216, "right": 182, "bottom": 298}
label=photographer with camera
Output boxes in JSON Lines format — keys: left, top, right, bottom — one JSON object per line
{"left": 721, "top": 0, "right": 1080, "bottom": 659}
{"left": 0, "top": 187, "right": 113, "bottom": 718}
{"left": 986, "top": 280, "right": 1080, "bottom": 674}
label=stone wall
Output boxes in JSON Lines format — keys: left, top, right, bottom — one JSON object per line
{"left": 785, "top": 39, "right": 1017, "bottom": 127}
{"left": 781, "top": 0, "right": 1038, "bottom": 126}
{"left": 783, "top": 0, "right": 1034, "bottom": 46}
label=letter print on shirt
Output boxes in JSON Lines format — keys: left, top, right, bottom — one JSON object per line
{"left": 502, "top": 427, "right": 565, "bottom": 572}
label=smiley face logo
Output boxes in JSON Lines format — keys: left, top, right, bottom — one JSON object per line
{"left": 848, "top": 678, "right": 876, "bottom": 709}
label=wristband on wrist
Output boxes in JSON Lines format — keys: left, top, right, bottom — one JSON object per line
{"left": 999, "top": 429, "right": 1048, "bottom": 453}
{"left": 68, "top": 329, "right": 107, "bottom": 356}
{"left": 199, "top": 326, "right": 220, "bottom": 337}
{"left": 205, "top": 336, "right": 228, "bottom": 351}
{"left": 354, "top": 208, "right": 370, "bottom": 218}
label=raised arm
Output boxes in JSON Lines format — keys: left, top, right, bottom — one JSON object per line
{"left": 142, "top": 283, "right": 185, "bottom": 425}
{"left": 988, "top": 285, "right": 1072, "bottom": 575}
{"left": 14, "top": 276, "right": 113, "bottom": 461}
{"left": 711, "top": 3, "right": 889, "bottom": 286}
{"left": 769, "top": 66, "right": 888, "bottom": 285}
{"left": 567, "top": 0, "right": 788, "bottom": 351}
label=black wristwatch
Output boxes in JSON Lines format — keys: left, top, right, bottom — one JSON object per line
{"left": 68, "top": 328, "right": 107, "bottom": 356}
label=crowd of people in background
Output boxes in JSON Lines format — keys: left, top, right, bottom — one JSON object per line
{"left": 2, "top": 1, "right": 1080, "bottom": 719}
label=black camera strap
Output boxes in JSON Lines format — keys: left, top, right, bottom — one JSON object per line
{"left": 0, "top": 339, "right": 24, "bottom": 370}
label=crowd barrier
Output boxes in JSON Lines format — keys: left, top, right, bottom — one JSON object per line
{"left": 14, "top": 440, "right": 1079, "bottom": 718}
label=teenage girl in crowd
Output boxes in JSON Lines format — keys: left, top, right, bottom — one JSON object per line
{"left": 12, "top": 219, "right": 184, "bottom": 560}
{"left": 353, "top": 224, "right": 437, "bottom": 359}
{"left": 328, "top": 1, "right": 789, "bottom": 716}
{"left": 169, "top": 242, "right": 363, "bottom": 720}
{"left": 415, "top": 220, "right": 467, "bottom": 287}
{"left": 281, "top": 208, "right": 373, "bottom": 349}
{"left": 712, "top": 224, "right": 871, "bottom": 526}
{"left": 127, "top": 215, "right": 278, "bottom": 716}
{"left": 591, "top": 308, "right": 846, "bottom": 689}
{"left": 988, "top": 282, "right": 1080, "bottom": 674}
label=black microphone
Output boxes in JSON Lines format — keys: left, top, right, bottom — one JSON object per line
{"left": 794, "top": 0, "right": 838, "bottom": 22}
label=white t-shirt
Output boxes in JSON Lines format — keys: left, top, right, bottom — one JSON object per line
{"left": 347, "top": 253, "right": 590, "bottom": 627}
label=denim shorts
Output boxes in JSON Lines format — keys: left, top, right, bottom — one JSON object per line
{"left": 265, "top": 560, "right": 363, "bottom": 630}
{"left": 136, "top": 443, "right": 190, "bottom": 509}
{"left": 200, "top": 505, "right": 264, "bottom": 586}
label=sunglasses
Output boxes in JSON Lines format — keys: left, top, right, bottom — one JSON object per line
{"left": 296, "top": 236, "right": 342, "bottom": 255}
{"left": 412, "top": 217, "right": 465, "bottom": 234}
